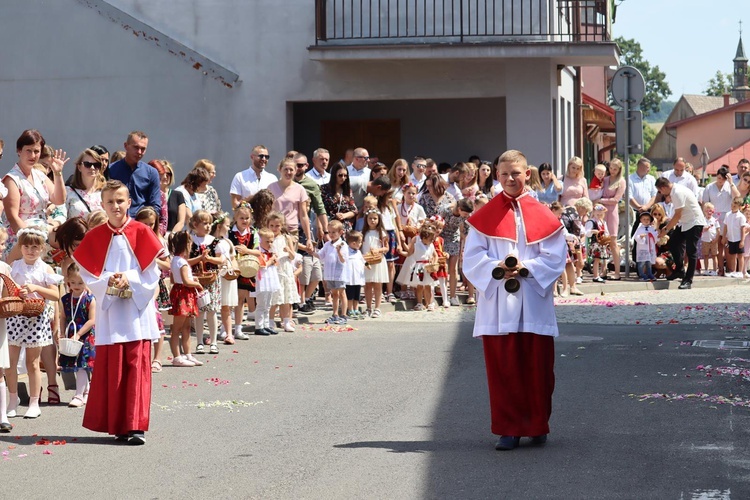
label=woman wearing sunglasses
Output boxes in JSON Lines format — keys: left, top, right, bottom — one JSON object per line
{"left": 65, "top": 149, "right": 105, "bottom": 219}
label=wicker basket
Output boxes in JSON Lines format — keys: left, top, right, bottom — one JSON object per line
{"left": 220, "top": 265, "right": 241, "bottom": 281}
{"left": 195, "top": 262, "right": 217, "bottom": 286}
{"left": 238, "top": 255, "right": 260, "bottom": 278}
{"left": 59, "top": 338, "right": 83, "bottom": 357}
{"left": 402, "top": 225, "right": 419, "bottom": 239}
{"left": 21, "top": 298, "right": 45, "bottom": 318}
{"left": 437, "top": 255, "right": 447, "bottom": 266}
{"left": 424, "top": 262, "right": 439, "bottom": 273}
{"left": 0, "top": 274, "right": 24, "bottom": 318}
{"left": 364, "top": 251, "right": 383, "bottom": 265}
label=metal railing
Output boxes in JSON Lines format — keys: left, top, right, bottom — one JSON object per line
{"left": 314, "top": 0, "right": 611, "bottom": 45}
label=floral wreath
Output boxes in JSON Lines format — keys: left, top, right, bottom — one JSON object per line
{"left": 17, "top": 227, "right": 47, "bottom": 241}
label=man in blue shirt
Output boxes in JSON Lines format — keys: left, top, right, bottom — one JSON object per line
{"left": 108, "top": 131, "right": 162, "bottom": 217}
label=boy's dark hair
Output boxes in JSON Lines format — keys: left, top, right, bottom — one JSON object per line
{"left": 458, "top": 198, "right": 474, "bottom": 214}
{"left": 346, "top": 230, "right": 363, "bottom": 244}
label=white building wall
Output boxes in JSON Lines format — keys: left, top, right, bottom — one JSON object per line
{"left": 0, "top": 0, "right": 582, "bottom": 206}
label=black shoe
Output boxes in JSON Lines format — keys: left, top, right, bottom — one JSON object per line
{"left": 306, "top": 298, "right": 317, "bottom": 311}
{"left": 530, "top": 434, "right": 548, "bottom": 445}
{"left": 129, "top": 431, "right": 146, "bottom": 445}
{"left": 495, "top": 436, "right": 520, "bottom": 451}
{"left": 0, "top": 422, "right": 12, "bottom": 433}
{"left": 115, "top": 434, "right": 129, "bottom": 442}
{"left": 266, "top": 328, "right": 279, "bottom": 335}
{"left": 254, "top": 328, "right": 270, "bottom": 336}
{"left": 678, "top": 281, "right": 692, "bottom": 290}
{"left": 292, "top": 303, "right": 299, "bottom": 311}
{"left": 298, "top": 303, "right": 315, "bottom": 314}
{"left": 666, "top": 272, "right": 684, "bottom": 281}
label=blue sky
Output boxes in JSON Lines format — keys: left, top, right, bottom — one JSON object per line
{"left": 614, "top": 0, "right": 746, "bottom": 98}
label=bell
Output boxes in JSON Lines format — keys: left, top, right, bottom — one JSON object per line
{"left": 505, "top": 278, "right": 521, "bottom": 293}
{"left": 492, "top": 267, "right": 506, "bottom": 280}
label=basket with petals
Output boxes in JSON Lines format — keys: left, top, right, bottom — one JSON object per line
{"left": 364, "top": 251, "right": 383, "bottom": 265}
{"left": 195, "top": 262, "right": 218, "bottom": 286}
{"left": 238, "top": 255, "right": 260, "bottom": 278}
{"left": 0, "top": 273, "right": 44, "bottom": 318}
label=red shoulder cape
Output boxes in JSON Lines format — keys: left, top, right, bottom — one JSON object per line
{"left": 73, "top": 219, "right": 163, "bottom": 278}
{"left": 467, "top": 191, "right": 562, "bottom": 244}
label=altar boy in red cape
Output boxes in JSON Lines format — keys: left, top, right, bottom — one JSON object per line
{"left": 463, "top": 150, "right": 566, "bottom": 451}
{"left": 73, "top": 180, "right": 162, "bottom": 445}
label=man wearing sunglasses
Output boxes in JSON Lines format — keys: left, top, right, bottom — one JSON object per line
{"left": 347, "top": 147, "right": 371, "bottom": 209}
{"left": 108, "top": 131, "right": 161, "bottom": 217}
{"left": 410, "top": 156, "right": 428, "bottom": 191}
{"left": 230, "top": 144, "right": 278, "bottom": 209}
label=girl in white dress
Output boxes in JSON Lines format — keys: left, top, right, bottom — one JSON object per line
{"left": 361, "top": 209, "right": 389, "bottom": 318}
{"left": 255, "top": 228, "right": 281, "bottom": 335}
{"left": 5, "top": 227, "right": 63, "bottom": 420}
{"left": 212, "top": 213, "right": 238, "bottom": 349}
{"left": 397, "top": 225, "right": 438, "bottom": 311}
{"left": 0, "top": 228, "right": 12, "bottom": 432}
{"left": 267, "top": 211, "right": 300, "bottom": 332}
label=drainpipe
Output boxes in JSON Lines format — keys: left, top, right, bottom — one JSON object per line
{"left": 574, "top": 66, "right": 583, "bottom": 159}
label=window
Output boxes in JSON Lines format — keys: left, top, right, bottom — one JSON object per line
{"left": 735, "top": 112, "right": 750, "bottom": 129}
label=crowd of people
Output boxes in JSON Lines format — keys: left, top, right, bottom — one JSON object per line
{"left": 0, "top": 126, "right": 745, "bottom": 442}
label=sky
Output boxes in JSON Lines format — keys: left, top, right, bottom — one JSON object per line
{"left": 614, "top": 0, "right": 747, "bottom": 99}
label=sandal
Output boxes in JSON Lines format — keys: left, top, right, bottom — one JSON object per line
{"left": 151, "top": 360, "right": 162, "bottom": 373}
{"left": 47, "top": 385, "right": 60, "bottom": 405}
{"left": 68, "top": 395, "right": 85, "bottom": 408}
{"left": 371, "top": 308, "right": 381, "bottom": 318}
{"left": 224, "top": 335, "right": 235, "bottom": 345}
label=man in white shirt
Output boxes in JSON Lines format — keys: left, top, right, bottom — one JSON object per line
{"left": 661, "top": 157, "right": 699, "bottom": 197}
{"left": 230, "top": 145, "right": 278, "bottom": 208}
{"left": 308, "top": 148, "right": 331, "bottom": 186}
{"left": 409, "top": 156, "right": 428, "bottom": 191}
{"left": 656, "top": 177, "right": 706, "bottom": 289}
{"left": 703, "top": 166, "right": 740, "bottom": 274}
{"left": 732, "top": 158, "right": 750, "bottom": 183}
{"left": 347, "top": 147, "right": 371, "bottom": 210}
{"left": 628, "top": 157, "right": 657, "bottom": 235}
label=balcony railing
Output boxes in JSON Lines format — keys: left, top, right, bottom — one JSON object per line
{"left": 314, "top": 0, "right": 611, "bottom": 45}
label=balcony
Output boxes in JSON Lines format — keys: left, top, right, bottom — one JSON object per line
{"left": 309, "top": 0, "right": 618, "bottom": 66}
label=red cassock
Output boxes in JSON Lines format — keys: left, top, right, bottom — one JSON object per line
{"left": 466, "top": 191, "right": 563, "bottom": 438}
{"left": 73, "top": 219, "right": 162, "bottom": 436}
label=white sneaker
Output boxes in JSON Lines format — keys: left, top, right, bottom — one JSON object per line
{"left": 575, "top": 277, "right": 583, "bottom": 284}
{"left": 186, "top": 354, "right": 203, "bottom": 366}
{"left": 283, "top": 321, "right": 295, "bottom": 332}
{"left": 172, "top": 355, "right": 195, "bottom": 367}
{"left": 449, "top": 297, "right": 461, "bottom": 307}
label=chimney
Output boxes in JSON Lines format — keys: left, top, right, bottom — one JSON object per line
{"left": 724, "top": 93, "right": 731, "bottom": 107}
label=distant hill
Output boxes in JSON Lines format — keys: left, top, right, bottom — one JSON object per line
{"left": 646, "top": 100, "right": 676, "bottom": 123}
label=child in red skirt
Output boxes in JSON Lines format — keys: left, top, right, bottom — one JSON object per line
{"left": 427, "top": 215, "right": 449, "bottom": 307}
{"left": 168, "top": 232, "right": 204, "bottom": 367}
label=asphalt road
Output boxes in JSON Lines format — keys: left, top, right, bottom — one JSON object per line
{"left": 2, "top": 319, "right": 750, "bottom": 499}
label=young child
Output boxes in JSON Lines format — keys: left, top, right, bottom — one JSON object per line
{"left": 588, "top": 164, "right": 606, "bottom": 202}
{"left": 189, "top": 210, "right": 223, "bottom": 353}
{"left": 361, "top": 209, "right": 390, "bottom": 318}
{"left": 267, "top": 211, "right": 300, "bottom": 332}
{"left": 168, "top": 231, "right": 204, "bottom": 367}
{"left": 4, "top": 227, "right": 63, "bottom": 419}
{"left": 634, "top": 211, "right": 658, "bottom": 281}
{"left": 377, "top": 189, "right": 402, "bottom": 303}
{"left": 585, "top": 204, "right": 610, "bottom": 283}
{"left": 73, "top": 180, "right": 163, "bottom": 445}
{"left": 317, "top": 220, "right": 349, "bottom": 324}
{"left": 742, "top": 205, "right": 750, "bottom": 278}
{"left": 134, "top": 207, "right": 170, "bottom": 374}
{"left": 428, "top": 215, "right": 450, "bottom": 307}
{"left": 723, "top": 197, "right": 747, "bottom": 278}
{"left": 254, "top": 228, "right": 281, "bottom": 335}
{"left": 355, "top": 195, "right": 378, "bottom": 232}
{"left": 0, "top": 228, "right": 12, "bottom": 432}
{"left": 396, "top": 224, "right": 438, "bottom": 311}
{"left": 549, "top": 202, "right": 583, "bottom": 296}
{"left": 213, "top": 212, "right": 237, "bottom": 351}
{"left": 59, "top": 263, "right": 96, "bottom": 407}
{"left": 228, "top": 203, "right": 258, "bottom": 342}
{"left": 345, "top": 230, "right": 366, "bottom": 320}
{"left": 701, "top": 202, "right": 721, "bottom": 276}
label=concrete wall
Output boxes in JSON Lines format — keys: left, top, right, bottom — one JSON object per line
{"left": 0, "top": 0, "right": 576, "bottom": 208}
{"left": 293, "top": 98, "right": 507, "bottom": 165}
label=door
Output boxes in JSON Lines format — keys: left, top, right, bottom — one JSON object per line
{"left": 321, "top": 119, "right": 401, "bottom": 167}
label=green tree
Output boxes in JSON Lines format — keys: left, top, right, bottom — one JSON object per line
{"left": 704, "top": 70, "right": 733, "bottom": 96}
{"left": 627, "top": 122, "right": 657, "bottom": 170}
{"left": 614, "top": 37, "right": 672, "bottom": 117}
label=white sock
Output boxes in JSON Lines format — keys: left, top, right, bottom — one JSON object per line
{"left": 27, "top": 396, "right": 40, "bottom": 412}
{"left": 75, "top": 370, "right": 89, "bottom": 398}
{"left": 0, "top": 381, "right": 8, "bottom": 423}
{"left": 7, "top": 391, "right": 18, "bottom": 414}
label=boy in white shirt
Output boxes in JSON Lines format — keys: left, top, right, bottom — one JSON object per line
{"left": 316, "top": 220, "right": 349, "bottom": 324}
{"left": 700, "top": 202, "right": 721, "bottom": 275}
{"left": 345, "top": 231, "right": 367, "bottom": 319}
{"left": 723, "top": 197, "right": 747, "bottom": 278}
{"left": 634, "top": 211, "right": 658, "bottom": 281}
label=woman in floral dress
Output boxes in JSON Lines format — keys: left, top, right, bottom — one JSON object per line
{"left": 321, "top": 163, "right": 358, "bottom": 233}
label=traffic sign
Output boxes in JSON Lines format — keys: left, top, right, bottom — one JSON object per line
{"left": 611, "top": 66, "right": 645, "bottom": 108}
